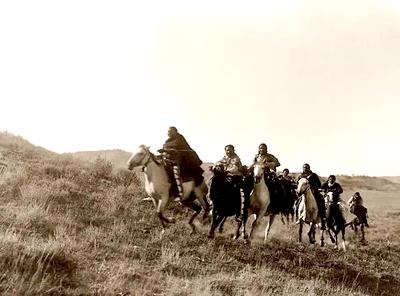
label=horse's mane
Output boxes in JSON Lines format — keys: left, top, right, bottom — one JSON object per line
{"left": 139, "top": 145, "right": 162, "bottom": 166}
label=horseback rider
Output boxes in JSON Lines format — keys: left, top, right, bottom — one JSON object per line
{"left": 159, "top": 126, "right": 204, "bottom": 200}
{"left": 210, "top": 144, "right": 244, "bottom": 220}
{"left": 348, "top": 192, "right": 369, "bottom": 227}
{"left": 279, "top": 169, "right": 297, "bottom": 193}
{"left": 320, "top": 175, "right": 343, "bottom": 203}
{"left": 250, "top": 143, "right": 280, "bottom": 174}
{"left": 215, "top": 144, "right": 243, "bottom": 177}
{"left": 249, "top": 143, "right": 282, "bottom": 213}
{"left": 296, "top": 163, "right": 326, "bottom": 229}
{"left": 279, "top": 168, "right": 294, "bottom": 183}
{"left": 320, "top": 175, "right": 344, "bottom": 229}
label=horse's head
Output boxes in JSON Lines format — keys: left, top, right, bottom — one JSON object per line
{"left": 211, "top": 163, "right": 228, "bottom": 178}
{"left": 296, "top": 177, "right": 310, "bottom": 196}
{"left": 324, "top": 192, "right": 334, "bottom": 204}
{"left": 127, "top": 145, "right": 151, "bottom": 170}
{"left": 253, "top": 163, "right": 265, "bottom": 184}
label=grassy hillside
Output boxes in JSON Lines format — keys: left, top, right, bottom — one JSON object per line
{"left": 1, "top": 131, "right": 400, "bottom": 295}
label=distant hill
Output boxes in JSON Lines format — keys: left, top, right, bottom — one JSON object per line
{"left": 382, "top": 176, "right": 400, "bottom": 185}
{"left": 336, "top": 175, "right": 400, "bottom": 192}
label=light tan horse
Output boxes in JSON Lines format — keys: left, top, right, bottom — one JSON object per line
{"left": 243, "top": 163, "right": 275, "bottom": 243}
{"left": 297, "top": 177, "right": 325, "bottom": 246}
{"left": 127, "top": 145, "right": 210, "bottom": 234}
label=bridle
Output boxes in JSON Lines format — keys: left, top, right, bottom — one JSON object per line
{"left": 140, "top": 149, "right": 164, "bottom": 171}
{"left": 141, "top": 150, "right": 153, "bottom": 167}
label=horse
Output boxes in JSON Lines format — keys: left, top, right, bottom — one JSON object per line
{"left": 207, "top": 167, "right": 244, "bottom": 239}
{"left": 127, "top": 145, "right": 210, "bottom": 234}
{"left": 296, "top": 178, "right": 325, "bottom": 246}
{"left": 324, "top": 192, "right": 347, "bottom": 250}
{"left": 242, "top": 163, "right": 275, "bottom": 243}
{"left": 347, "top": 204, "right": 368, "bottom": 243}
{"left": 278, "top": 178, "right": 297, "bottom": 225}
{"left": 209, "top": 166, "right": 255, "bottom": 237}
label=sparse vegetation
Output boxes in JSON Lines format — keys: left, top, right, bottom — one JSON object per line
{"left": 0, "top": 131, "right": 399, "bottom": 295}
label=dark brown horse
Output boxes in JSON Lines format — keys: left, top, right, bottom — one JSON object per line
{"left": 347, "top": 205, "right": 368, "bottom": 243}
{"left": 324, "top": 192, "right": 347, "bottom": 250}
{"left": 207, "top": 167, "right": 244, "bottom": 239}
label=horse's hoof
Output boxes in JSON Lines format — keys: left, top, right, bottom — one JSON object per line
{"left": 330, "top": 238, "right": 336, "bottom": 244}
{"left": 218, "top": 228, "right": 224, "bottom": 234}
{"left": 208, "top": 233, "right": 215, "bottom": 239}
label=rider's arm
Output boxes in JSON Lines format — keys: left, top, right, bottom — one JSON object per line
{"left": 222, "top": 156, "right": 242, "bottom": 176}
{"left": 336, "top": 183, "right": 344, "bottom": 194}
{"left": 347, "top": 196, "right": 354, "bottom": 206}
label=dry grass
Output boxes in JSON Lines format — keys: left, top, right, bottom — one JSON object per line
{"left": 0, "top": 131, "right": 400, "bottom": 295}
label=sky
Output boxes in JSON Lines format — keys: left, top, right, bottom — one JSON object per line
{"left": 1, "top": 0, "right": 400, "bottom": 177}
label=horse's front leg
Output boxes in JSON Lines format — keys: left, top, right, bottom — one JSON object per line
{"left": 241, "top": 211, "right": 249, "bottom": 239}
{"left": 327, "top": 229, "right": 336, "bottom": 244}
{"left": 360, "top": 224, "right": 366, "bottom": 243}
{"left": 320, "top": 228, "right": 325, "bottom": 247}
{"left": 194, "top": 187, "right": 211, "bottom": 224}
{"left": 333, "top": 232, "right": 339, "bottom": 249}
{"left": 219, "top": 216, "right": 227, "bottom": 233}
{"left": 264, "top": 214, "right": 276, "bottom": 243}
{"left": 233, "top": 219, "right": 242, "bottom": 240}
{"left": 248, "top": 214, "right": 262, "bottom": 242}
{"left": 341, "top": 228, "right": 346, "bottom": 251}
{"left": 280, "top": 213, "right": 286, "bottom": 225}
{"left": 208, "top": 212, "right": 223, "bottom": 238}
{"left": 156, "top": 195, "right": 175, "bottom": 225}
{"left": 308, "top": 223, "right": 316, "bottom": 244}
{"left": 183, "top": 200, "right": 202, "bottom": 235}
{"left": 201, "top": 196, "right": 212, "bottom": 225}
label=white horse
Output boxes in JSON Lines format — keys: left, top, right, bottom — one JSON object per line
{"left": 242, "top": 163, "right": 275, "bottom": 243}
{"left": 127, "top": 145, "right": 210, "bottom": 234}
{"left": 297, "top": 178, "right": 325, "bottom": 246}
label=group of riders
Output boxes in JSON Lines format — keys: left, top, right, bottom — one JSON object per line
{"left": 159, "top": 126, "right": 369, "bottom": 230}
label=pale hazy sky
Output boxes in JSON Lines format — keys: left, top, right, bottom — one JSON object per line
{"left": 1, "top": 1, "right": 400, "bottom": 176}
